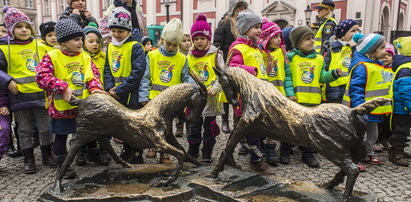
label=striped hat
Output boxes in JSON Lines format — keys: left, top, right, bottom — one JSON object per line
{"left": 353, "top": 33, "right": 385, "bottom": 55}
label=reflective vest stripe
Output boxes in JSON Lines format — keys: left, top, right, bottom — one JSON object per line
{"left": 14, "top": 76, "right": 36, "bottom": 84}
{"left": 54, "top": 89, "right": 85, "bottom": 100}
{"left": 114, "top": 76, "right": 126, "bottom": 84}
{"left": 151, "top": 84, "right": 169, "bottom": 92}
{"left": 365, "top": 88, "right": 390, "bottom": 98}
{"left": 270, "top": 80, "right": 284, "bottom": 87}
{"left": 341, "top": 99, "right": 349, "bottom": 106}
{"left": 314, "top": 37, "right": 322, "bottom": 41}
{"left": 295, "top": 86, "right": 321, "bottom": 94}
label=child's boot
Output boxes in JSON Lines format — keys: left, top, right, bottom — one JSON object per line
{"left": 22, "top": 147, "right": 36, "bottom": 174}
{"left": 175, "top": 123, "right": 184, "bottom": 137}
{"left": 146, "top": 148, "right": 157, "bottom": 158}
{"left": 40, "top": 144, "right": 57, "bottom": 168}
{"left": 265, "top": 143, "right": 279, "bottom": 165}
{"left": 160, "top": 153, "right": 171, "bottom": 164}
{"left": 201, "top": 142, "right": 215, "bottom": 163}
{"left": 76, "top": 147, "right": 87, "bottom": 166}
{"left": 188, "top": 143, "right": 200, "bottom": 158}
{"left": 389, "top": 145, "right": 409, "bottom": 167}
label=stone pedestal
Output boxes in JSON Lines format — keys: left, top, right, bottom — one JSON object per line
{"left": 39, "top": 164, "right": 377, "bottom": 201}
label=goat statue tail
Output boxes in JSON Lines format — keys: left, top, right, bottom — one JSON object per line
{"left": 351, "top": 97, "right": 392, "bottom": 115}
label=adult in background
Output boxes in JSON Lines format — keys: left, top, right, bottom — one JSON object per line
{"left": 213, "top": 0, "right": 247, "bottom": 136}
{"left": 313, "top": 0, "right": 337, "bottom": 55}
{"left": 60, "top": 0, "right": 98, "bottom": 28}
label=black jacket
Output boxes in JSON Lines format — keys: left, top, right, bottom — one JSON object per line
{"left": 114, "top": 0, "right": 140, "bottom": 31}
{"left": 213, "top": 17, "right": 235, "bottom": 61}
{"left": 59, "top": 7, "right": 98, "bottom": 28}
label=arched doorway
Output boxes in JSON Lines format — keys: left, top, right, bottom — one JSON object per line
{"left": 380, "top": 6, "right": 390, "bottom": 37}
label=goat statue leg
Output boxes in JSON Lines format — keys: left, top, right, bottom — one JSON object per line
{"left": 207, "top": 119, "right": 247, "bottom": 178}
{"left": 97, "top": 136, "right": 131, "bottom": 168}
{"left": 341, "top": 161, "right": 360, "bottom": 202}
{"left": 52, "top": 133, "right": 94, "bottom": 194}
{"left": 321, "top": 169, "right": 346, "bottom": 190}
{"left": 154, "top": 143, "right": 186, "bottom": 187}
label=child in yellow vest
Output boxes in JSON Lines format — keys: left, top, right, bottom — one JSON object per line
{"left": 83, "top": 22, "right": 106, "bottom": 84}
{"left": 257, "top": 18, "right": 293, "bottom": 166}
{"left": 139, "top": 18, "right": 193, "bottom": 164}
{"left": 343, "top": 33, "right": 393, "bottom": 166}
{"left": 228, "top": 11, "right": 275, "bottom": 174}
{"left": 286, "top": 26, "right": 342, "bottom": 168}
{"left": 36, "top": 19, "right": 105, "bottom": 178}
{"left": 104, "top": 7, "right": 147, "bottom": 164}
{"left": 0, "top": 6, "right": 54, "bottom": 174}
{"left": 324, "top": 19, "right": 359, "bottom": 103}
{"left": 39, "top": 22, "right": 58, "bottom": 53}
{"left": 187, "top": 14, "right": 224, "bottom": 163}
{"left": 313, "top": 0, "right": 337, "bottom": 54}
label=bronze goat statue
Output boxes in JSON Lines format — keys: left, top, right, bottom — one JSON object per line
{"left": 209, "top": 67, "right": 390, "bottom": 202}
{"left": 52, "top": 72, "right": 208, "bottom": 194}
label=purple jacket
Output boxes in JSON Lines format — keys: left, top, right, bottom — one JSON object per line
{"left": 0, "top": 86, "right": 8, "bottom": 108}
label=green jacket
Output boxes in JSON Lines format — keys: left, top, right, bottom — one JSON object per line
{"left": 284, "top": 49, "right": 339, "bottom": 104}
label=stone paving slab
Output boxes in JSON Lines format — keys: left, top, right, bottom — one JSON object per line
{"left": 1, "top": 116, "right": 411, "bottom": 201}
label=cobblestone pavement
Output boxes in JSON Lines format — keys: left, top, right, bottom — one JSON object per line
{"left": 1, "top": 116, "right": 411, "bottom": 201}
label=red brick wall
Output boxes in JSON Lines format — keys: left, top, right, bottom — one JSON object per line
{"left": 157, "top": 14, "right": 182, "bottom": 24}
{"left": 156, "top": 0, "right": 161, "bottom": 13}
{"left": 194, "top": 0, "right": 198, "bottom": 10}
{"left": 143, "top": 0, "right": 147, "bottom": 14}
{"left": 192, "top": 12, "right": 216, "bottom": 21}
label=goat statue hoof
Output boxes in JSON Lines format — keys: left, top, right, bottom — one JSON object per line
{"left": 52, "top": 180, "right": 62, "bottom": 194}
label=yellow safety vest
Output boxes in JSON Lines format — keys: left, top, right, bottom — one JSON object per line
{"left": 342, "top": 62, "right": 393, "bottom": 114}
{"left": 108, "top": 41, "right": 139, "bottom": 86}
{"left": 230, "top": 44, "right": 267, "bottom": 80}
{"left": 262, "top": 48, "right": 286, "bottom": 95}
{"left": 188, "top": 52, "right": 217, "bottom": 89}
{"left": 329, "top": 45, "right": 352, "bottom": 87}
{"left": 314, "top": 18, "right": 337, "bottom": 53}
{"left": 48, "top": 49, "right": 94, "bottom": 111}
{"left": 86, "top": 51, "right": 106, "bottom": 84}
{"left": 148, "top": 49, "right": 186, "bottom": 99}
{"left": 0, "top": 39, "right": 45, "bottom": 94}
{"left": 289, "top": 54, "right": 324, "bottom": 104}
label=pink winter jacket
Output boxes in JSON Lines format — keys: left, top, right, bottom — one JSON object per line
{"left": 227, "top": 36, "right": 260, "bottom": 75}
{"left": 36, "top": 50, "right": 103, "bottom": 119}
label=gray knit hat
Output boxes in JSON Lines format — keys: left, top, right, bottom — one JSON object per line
{"left": 236, "top": 11, "right": 262, "bottom": 35}
{"left": 289, "top": 26, "right": 315, "bottom": 48}
{"left": 108, "top": 7, "right": 132, "bottom": 31}
{"left": 55, "top": 19, "right": 84, "bottom": 43}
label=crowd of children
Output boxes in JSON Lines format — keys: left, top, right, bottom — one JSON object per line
{"left": 1, "top": 0, "right": 411, "bottom": 182}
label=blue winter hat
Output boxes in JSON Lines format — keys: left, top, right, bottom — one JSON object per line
{"left": 353, "top": 33, "right": 385, "bottom": 55}
{"left": 282, "top": 27, "right": 293, "bottom": 51}
{"left": 335, "top": 19, "right": 358, "bottom": 39}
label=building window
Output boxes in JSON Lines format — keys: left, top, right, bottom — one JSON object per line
{"left": 355, "top": 12, "right": 361, "bottom": 19}
{"left": 3, "top": 0, "right": 9, "bottom": 6}
{"left": 44, "top": 0, "right": 50, "bottom": 16}
{"left": 26, "top": 0, "right": 33, "bottom": 8}
{"left": 59, "top": 0, "right": 65, "bottom": 15}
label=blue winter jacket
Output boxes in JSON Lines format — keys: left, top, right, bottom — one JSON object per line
{"left": 0, "top": 37, "right": 46, "bottom": 112}
{"left": 324, "top": 40, "right": 354, "bottom": 103}
{"left": 392, "top": 55, "right": 411, "bottom": 115}
{"left": 138, "top": 46, "right": 194, "bottom": 103}
{"left": 348, "top": 51, "right": 386, "bottom": 122}
{"left": 104, "top": 29, "right": 146, "bottom": 109}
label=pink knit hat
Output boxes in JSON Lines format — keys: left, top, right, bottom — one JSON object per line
{"left": 258, "top": 18, "right": 284, "bottom": 50}
{"left": 191, "top": 14, "right": 212, "bottom": 41}
{"left": 386, "top": 43, "right": 395, "bottom": 56}
{"left": 2, "top": 6, "right": 35, "bottom": 40}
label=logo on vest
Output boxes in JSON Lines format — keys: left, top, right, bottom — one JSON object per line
{"left": 19, "top": 49, "right": 38, "bottom": 72}
{"left": 193, "top": 62, "right": 209, "bottom": 82}
{"left": 268, "top": 59, "right": 278, "bottom": 77}
{"left": 111, "top": 51, "right": 122, "bottom": 73}
{"left": 65, "top": 62, "right": 85, "bottom": 87}
{"left": 299, "top": 62, "right": 316, "bottom": 84}
{"left": 377, "top": 70, "right": 393, "bottom": 84}
{"left": 158, "top": 61, "right": 174, "bottom": 83}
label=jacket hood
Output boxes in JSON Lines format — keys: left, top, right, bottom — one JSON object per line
{"left": 392, "top": 54, "right": 411, "bottom": 72}
{"left": 349, "top": 51, "right": 384, "bottom": 72}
